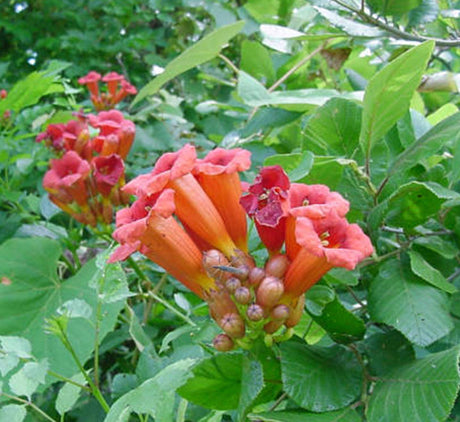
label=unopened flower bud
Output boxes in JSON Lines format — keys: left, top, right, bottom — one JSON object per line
{"left": 271, "top": 304, "right": 290, "bottom": 321}
{"left": 231, "top": 250, "right": 255, "bottom": 269}
{"left": 248, "top": 267, "right": 265, "bottom": 287}
{"left": 203, "top": 249, "right": 230, "bottom": 281}
{"left": 285, "top": 295, "right": 305, "bottom": 328}
{"left": 234, "top": 286, "right": 251, "bottom": 305}
{"left": 256, "top": 276, "right": 284, "bottom": 308}
{"left": 235, "top": 264, "right": 249, "bottom": 281}
{"left": 264, "top": 320, "right": 284, "bottom": 334}
{"left": 265, "top": 254, "right": 290, "bottom": 278}
{"left": 225, "top": 277, "right": 241, "bottom": 294}
{"left": 220, "top": 313, "right": 245, "bottom": 338}
{"left": 213, "top": 333, "right": 234, "bottom": 351}
{"left": 247, "top": 304, "right": 264, "bottom": 321}
{"left": 0, "top": 89, "right": 7, "bottom": 99}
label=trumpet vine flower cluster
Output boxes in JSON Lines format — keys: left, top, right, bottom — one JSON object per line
{"left": 38, "top": 110, "right": 135, "bottom": 226}
{"left": 109, "top": 144, "right": 373, "bottom": 350}
{"left": 78, "top": 71, "right": 137, "bottom": 111}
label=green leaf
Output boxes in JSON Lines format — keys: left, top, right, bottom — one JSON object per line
{"left": 280, "top": 342, "right": 362, "bottom": 412}
{"left": 367, "top": 347, "right": 460, "bottom": 422}
{"left": 104, "top": 359, "right": 196, "bottom": 422}
{"left": 237, "top": 71, "right": 271, "bottom": 104}
{"left": 9, "top": 360, "right": 49, "bottom": 400}
{"left": 315, "top": 7, "right": 384, "bottom": 37}
{"left": 0, "top": 71, "right": 57, "bottom": 115}
{"left": 264, "top": 152, "right": 314, "bottom": 181}
{"left": 237, "top": 356, "right": 264, "bottom": 421}
{"left": 385, "top": 112, "right": 460, "bottom": 183}
{"left": 366, "top": 0, "right": 422, "bottom": 15}
{"left": 368, "top": 260, "right": 453, "bottom": 347}
{"left": 364, "top": 330, "right": 415, "bottom": 376}
{"left": 178, "top": 353, "right": 252, "bottom": 410}
{"left": 0, "top": 238, "right": 125, "bottom": 379}
{"left": 248, "top": 408, "right": 361, "bottom": 421}
{"left": 55, "top": 372, "right": 86, "bottom": 415}
{"left": 409, "top": 250, "right": 457, "bottom": 294}
{"left": 408, "top": 0, "right": 439, "bottom": 26}
{"left": 241, "top": 40, "right": 275, "bottom": 84}
{"left": 132, "top": 21, "right": 245, "bottom": 106}
{"left": 0, "top": 336, "right": 32, "bottom": 359}
{"left": 360, "top": 41, "right": 435, "bottom": 162}
{"left": 303, "top": 98, "right": 362, "bottom": 156}
{"left": 413, "top": 236, "right": 458, "bottom": 259}
{"left": 0, "top": 404, "right": 27, "bottom": 422}
{"left": 305, "top": 285, "right": 366, "bottom": 344}
{"left": 385, "top": 181, "right": 460, "bottom": 229}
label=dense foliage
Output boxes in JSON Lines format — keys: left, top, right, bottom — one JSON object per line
{"left": 1, "top": 0, "right": 460, "bottom": 421}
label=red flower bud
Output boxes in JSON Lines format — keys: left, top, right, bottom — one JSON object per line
{"left": 271, "top": 304, "right": 290, "bottom": 321}
{"left": 219, "top": 313, "right": 245, "bottom": 338}
{"left": 256, "top": 276, "right": 284, "bottom": 308}
{"left": 202, "top": 249, "right": 230, "bottom": 281}
{"left": 246, "top": 304, "right": 265, "bottom": 322}
{"left": 265, "top": 254, "right": 290, "bottom": 278}
{"left": 225, "top": 277, "right": 241, "bottom": 294}
{"left": 248, "top": 267, "right": 265, "bottom": 287}
{"left": 0, "top": 89, "right": 7, "bottom": 99}
{"left": 213, "top": 334, "right": 234, "bottom": 351}
{"left": 234, "top": 286, "right": 251, "bottom": 305}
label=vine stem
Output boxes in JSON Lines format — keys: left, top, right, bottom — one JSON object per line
{"left": 0, "top": 392, "right": 58, "bottom": 422}
{"left": 47, "top": 370, "right": 91, "bottom": 392}
{"left": 146, "top": 291, "right": 197, "bottom": 327}
{"left": 331, "top": 0, "right": 460, "bottom": 47}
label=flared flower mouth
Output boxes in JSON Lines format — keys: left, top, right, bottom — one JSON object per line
{"left": 92, "top": 154, "right": 125, "bottom": 197}
{"left": 194, "top": 148, "right": 251, "bottom": 175}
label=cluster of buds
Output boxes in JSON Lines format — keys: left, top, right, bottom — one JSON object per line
{"left": 78, "top": 71, "right": 137, "bottom": 111}
{"left": 0, "top": 89, "right": 11, "bottom": 127}
{"left": 37, "top": 110, "right": 135, "bottom": 226}
{"left": 109, "top": 144, "right": 373, "bottom": 351}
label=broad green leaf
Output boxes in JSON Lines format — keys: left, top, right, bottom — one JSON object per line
{"left": 315, "top": 7, "right": 384, "bottom": 37}
{"left": 364, "top": 330, "right": 415, "bottom": 376}
{"left": 386, "top": 112, "right": 460, "bottom": 183}
{"left": 408, "top": 0, "right": 439, "bottom": 25}
{"left": 0, "top": 336, "right": 32, "bottom": 358}
{"left": 241, "top": 40, "right": 275, "bottom": 84}
{"left": 367, "top": 347, "right": 460, "bottom": 422}
{"left": 240, "top": 109, "right": 302, "bottom": 138}
{"left": 237, "top": 357, "right": 264, "bottom": 421}
{"left": 248, "top": 408, "right": 361, "bottom": 421}
{"left": 385, "top": 181, "right": 460, "bottom": 229}
{"left": 0, "top": 71, "right": 57, "bottom": 115}
{"left": 413, "top": 236, "right": 458, "bottom": 259}
{"left": 264, "top": 152, "right": 314, "bottom": 181}
{"left": 132, "top": 21, "right": 245, "bottom": 106}
{"left": 244, "top": 0, "right": 280, "bottom": 24}
{"left": 178, "top": 353, "right": 257, "bottom": 411}
{"left": 409, "top": 250, "right": 457, "bottom": 293}
{"left": 55, "top": 372, "right": 86, "bottom": 415}
{"left": 0, "top": 238, "right": 125, "bottom": 379}
{"left": 368, "top": 260, "right": 453, "bottom": 346}
{"left": 280, "top": 342, "right": 361, "bottom": 411}
{"left": 237, "top": 71, "right": 271, "bottom": 104}
{"left": 104, "top": 359, "right": 196, "bottom": 422}
{"left": 0, "top": 404, "right": 27, "bottom": 422}
{"left": 366, "top": 0, "right": 422, "bottom": 15}
{"left": 303, "top": 98, "right": 362, "bottom": 155}
{"left": 360, "top": 41, "right": 434, "bottom": 162}
{"left": 9, "top": 360, "right": 49, "bottom": 400}
{"left": 305, "top": 285, "right": 366, "bottom": 344}
{"left": 427, "top": 103, "right": 458, "bottom": 126}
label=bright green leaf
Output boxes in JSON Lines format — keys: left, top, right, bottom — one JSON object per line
{"left": 366, "top": 0, "right": 422, "bottom": 15}
{"left": 264, "top": 151, "right": 314, "bottom": 181}
{"left": 55, "top": 372, "right": 86, "bottom": 415}
{"left": 280, "top": 342, "right": 361, "bottom": 411}
{"left": 9, "top": 360, "right": 49, "bottom": 400}
{"left": 360, "top": 41, "right": 435, "bottom": 162}
{"left": 409, "top": 250, "right": 457, "bottom": 293}
{"left": 237, "top": 357, "right": 264, "bottom": 421}
{"left": 0, "top": 404, "right": 27, "bottom": 422}
{"left": 248, "top": 408, "right": 361, "bottom": 421}
{"left": 132, "top": 21, "right": 245, "bottom": 106}
{"left": 367, "top": 347, "right": 460, "bottom": 422}
{"left": 368, "top": 260, "right": 453, "bottom": 346}
{"left": 241, "top": 40, "right": 275, "bottom": 84}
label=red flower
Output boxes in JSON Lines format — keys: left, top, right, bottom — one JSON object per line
{"left": 240, "top": 165, "right": 290, "bottom": 255}
{"left": 194, "top": 148, "right": 251, "bottom": 252}
{"left": 283, "top": 211, "right": 373, "bottom": 298}
{"left": 102, "top": 72, "right": 124, "bottom": 98}
{"left": 91, "top": 154, "right": 125, "bottom": 197}
{"left": 113, "top": 80, "right": 138, "bottom": 104}
{"left": 78, "top": 71, "right": 101, "bottom": 98}
{"left": 109, "top": 189, "right": 215, "bottom": 298}
{"left": 123, "top": 144, "right": 238, "bottom": 257}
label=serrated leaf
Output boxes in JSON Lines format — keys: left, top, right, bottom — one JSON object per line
{"left": 368, "top": 260, "right": 453, "bottom": 346}
{"left": 413, "top": 235, "right": 458, "bottom": 259}
{"left": 55, "top": 372, "right": 86, "bottom": 415}
{"left": 237, "top": 357, "right": 264, "bottom": 421}
{"left": 280, "top": 342, "right": 362, "bottom": 412}
{"left": 360, "top": 41, "right": 434, "bottom": 163}
{"left": 248, "top": 408, "right": 361, "bottom": 421}
{"left": 409, "top": 250, "right": 457, "bottom": 293}
{"left": 367, "top": 347, "right": 460, "bottom": 422}
{"left": 0, "top": 238, "right": 125, "bottom": 380}
{"left": 9, "top": 360, "right": 49, "bottom": 399}
{"left": 132, "top": 21, "right": 245, "bottom": 106}
{"left": 303, "top": 98, "right": 362, "bottom": 155}
{"left": 104, "top": 359, "right": 196, "bottom": 422}
{"left": 264, "top": 152, "right": 314, "bottom": 181}
{"left": 0, "top": 404, "right": 27, "bottom": 422}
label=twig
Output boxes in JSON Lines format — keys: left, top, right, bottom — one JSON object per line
{"left": 219, "top": 53, "right": 240, "bottom": 75}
